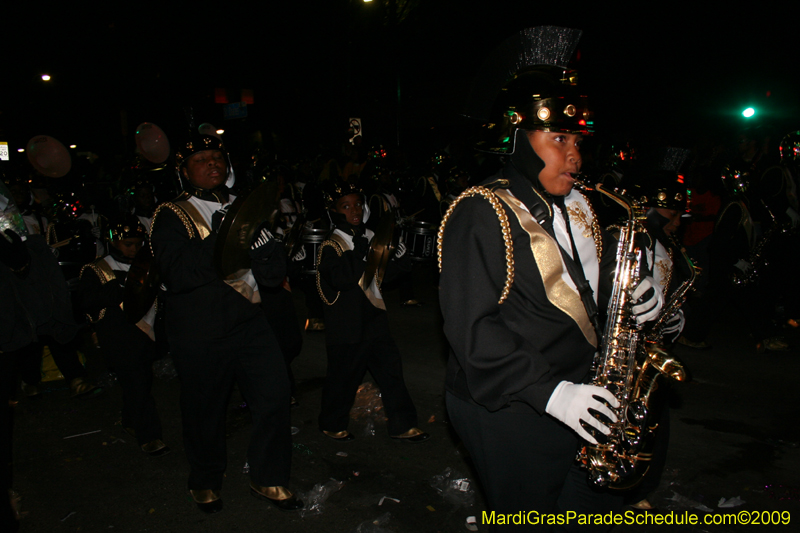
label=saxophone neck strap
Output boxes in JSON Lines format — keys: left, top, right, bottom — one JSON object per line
{"left": 519, "top": 180, "right": 603, "bottom": 343}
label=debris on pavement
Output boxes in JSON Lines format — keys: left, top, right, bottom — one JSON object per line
{"left": 298, "top": 479, "right": 345, "bottom": 517}
{"left": 430, "top": 467, "right": 476, "bottom": 507}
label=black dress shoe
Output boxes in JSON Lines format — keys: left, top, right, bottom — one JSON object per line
{"left": 321, "top": 429, "right": 355, "bottom": 441}
{"left": 249, "top": 484, "right": 304, "bottom": 511}
{"left": 190, "top": 490, "right": 223, "bottom": 514}
{"left": 390, "top": 427, "right": 431, "bottom": 443}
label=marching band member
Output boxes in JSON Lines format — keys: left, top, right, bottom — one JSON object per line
{"left": 76, "top": 215, "right": 168, "bottom": 457}
{"left": 316, "top": 179, "right": 429, "bottom": 443}
{"left": 438, "top": 27, "right": 662, "bottom": 529}
{"left": 150, "top": 134, "right": 301, "bottom": 513}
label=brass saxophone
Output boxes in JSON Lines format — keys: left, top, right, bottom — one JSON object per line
{"left": 574, "top": 181, "right": 689, "bottom": 490}
{"left": 731, "top": 199, "right": 789, "bottom": 286}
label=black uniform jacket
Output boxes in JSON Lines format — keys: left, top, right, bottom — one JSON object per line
{"left": 317, "top": 229, "right": 409, "bottom": 346}
{"left": 75, "top": 257, "right": 153, "bottom": 367}
{"left": 150, "top": 199, "right": 285, "bottom": 342}
{"left": 440, "top": 163, "right": 614, "bottom": 415}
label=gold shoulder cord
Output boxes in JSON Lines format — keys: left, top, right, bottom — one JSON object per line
{"left": 78, "top": 262, "right": 112, "bottom": 323}
{"left": 437, "top": 186, "right": 514, "bottom": 304}
{"left": 149, "top": 202, "right": 198, "bottom": 254}
{"left": 316, "top": 239, "right": 343, "bottom": 306}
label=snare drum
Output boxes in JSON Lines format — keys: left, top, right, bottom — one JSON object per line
{"left": 298, "top": 228, "right": 329, "bottom": 275}
{"left": 401, "top": 221, "right": 437, "bottom": 262}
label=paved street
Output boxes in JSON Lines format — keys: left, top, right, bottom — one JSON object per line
{"left": 9, "top": 263, "right": 800, "bottom": 532}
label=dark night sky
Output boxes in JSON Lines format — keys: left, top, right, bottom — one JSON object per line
{"left": 2, "top": 1, "right": 798, "bottom": 167}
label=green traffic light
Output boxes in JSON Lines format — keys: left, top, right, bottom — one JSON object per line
{"left": 742, "top": 107, "right": 755, "bottom": 118}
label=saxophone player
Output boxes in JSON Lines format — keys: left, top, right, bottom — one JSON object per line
{"left": 438, "top": 27, "right": 664, "bottom": 530}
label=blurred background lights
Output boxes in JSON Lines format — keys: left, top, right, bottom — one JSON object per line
{"left": 41, "top": 74, "right": 51, "bottom": 81}
{"left": 742, "top": 107, "right": 755, "bottom": 118}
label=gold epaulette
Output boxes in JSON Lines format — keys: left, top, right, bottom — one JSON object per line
{"left": 149, "top": 201, "right": 198, "bottom": 254}
{"left": 437, "top": 183, "right": 514, "bottom": 304}
{"left": 79, "top": 258, "right": 117, "bottom": 323}
{"left": 315, "top": 237, "right": 344, "bottom": 305}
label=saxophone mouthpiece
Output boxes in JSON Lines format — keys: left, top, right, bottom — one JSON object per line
{"left": 572, "top": 175, "right": 594, "bottom": 192}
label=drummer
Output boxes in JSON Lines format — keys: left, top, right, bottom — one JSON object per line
{"left": 150, "top": 134, "right": 301, "bottom": 514}
{"left": 316, "top": 178, "right": 430, "bottom": 443}
{"left": 75, "top": 215, "right": 168, "bottom": 457}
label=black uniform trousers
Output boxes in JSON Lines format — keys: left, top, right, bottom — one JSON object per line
{"left": 171, "top": 313, "right": 291, "bottom": 490}
{"left": 319, "top": 332, "right": 418, "bottom": 436}
{"left": 96, "top": 327, "right": 162, "bottom": 446}
{"left": 15, "top": 335, "right": 88, "bottom": 387}
{"left": 447, "top": 392, "right": 622, "bottom": 532}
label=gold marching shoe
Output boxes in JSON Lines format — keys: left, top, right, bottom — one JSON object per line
{"left": 69, "top": 378, "right": 99, "bottom": 399}
{"left": 249, "top": 484, "right": 304, "bottom": 511}
{"left": 189, "top": 489, "right": 223, "bottom": 514}
{"left": 390, "top": 427, "right": 431, "bottom": 443}
{"left": 321, "top": 429, "right": 355, "bottom": 441}
{"left": 140, "top": 439, "right": 171, "bottom": 457}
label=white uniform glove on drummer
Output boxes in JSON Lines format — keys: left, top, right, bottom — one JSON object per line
{"left": 546, "top": 381, "right": 619, "bottom": 444}
{"left": 249, "top": 227, "right": 278, "bottom": 260}
{"left": 394, "top": 241, "right": 407, "bottom": 259}
{"left": 291, "top": 247, "right": 307, "bottom": 262}
{"left": 630, "top": 276, "right": 663, "bottom": 324}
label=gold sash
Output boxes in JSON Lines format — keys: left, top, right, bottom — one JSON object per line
{"left": 493, "top": 189, "right": 597, "bottom": 348}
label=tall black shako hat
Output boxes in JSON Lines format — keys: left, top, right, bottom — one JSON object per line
{"left": 174, "top": 134, "right": 229, "bottom": 188}
{"left": 107, "top": 214, "right": 147, "bottom": 242}
{"left": 630, "top": 147, "right": 691, "bottom": 212}
{"left": 322, "top": 179, "right": 363, "bottom": 210}
{"left": 465, "top": 26, "right": 591, "bottom": 155}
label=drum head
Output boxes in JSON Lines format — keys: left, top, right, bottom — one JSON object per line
{"left": 214, "top": 181, "right": 279, "bottom": 280}
{"left": 124, "top": 245, "right": 159, "bottom": 323}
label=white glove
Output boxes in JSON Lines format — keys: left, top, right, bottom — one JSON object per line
{"left": 545, "top": 381, "right": 619, "bottom": 444}
{"left": 291, "top": 247, "right": 307, "bottom": 262}
{"left": 661, "top": 310, "right": 685, "bottom": 342}
{"left": 787, "top": 208, "right": 800, "bottom": 229}
{"left": 631, "top": 276, "right": 663, "bottom": 324}
{"left": 734, "top": 259, "right": 754, "bottom": 276}
{"left": 91, "top": 226, "right": 102, "bottom": 239}
{"left": 251, "top": 228, "right": 274, "bottom": 250}
{"left": 394, "top": 241, "right": 407, "bottom": 259}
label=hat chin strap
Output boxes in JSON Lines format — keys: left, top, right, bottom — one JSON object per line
{"left": 510, "top": 129, "right": 550, "bottom": 196}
